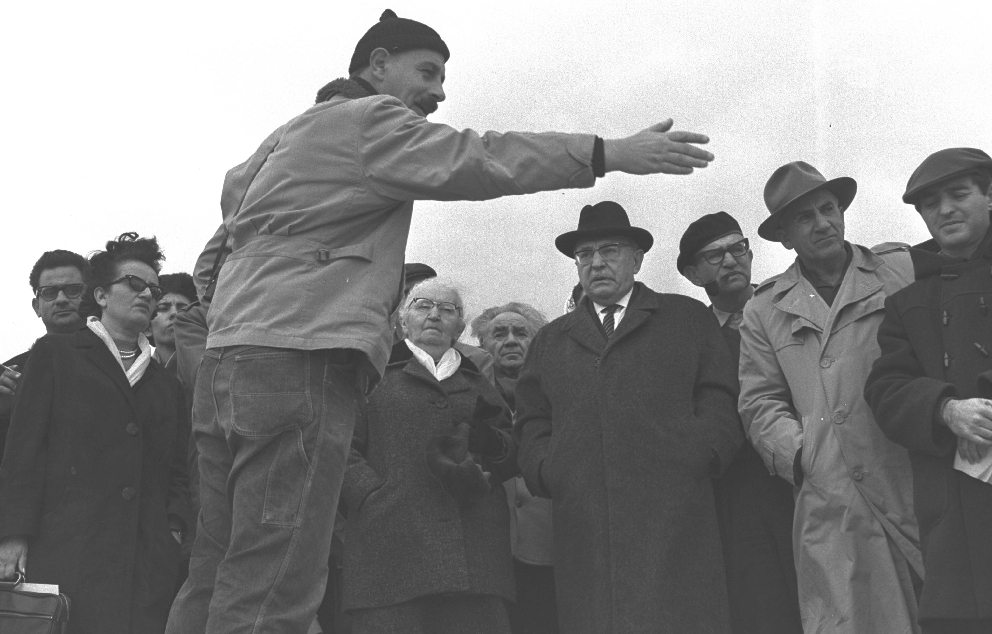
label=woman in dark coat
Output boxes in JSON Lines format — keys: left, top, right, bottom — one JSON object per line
{"left": 340, "top": 278, "right": 518, "bottom": 634}
{"left": 0, "top": 233, "right": 192, "bottom": 634}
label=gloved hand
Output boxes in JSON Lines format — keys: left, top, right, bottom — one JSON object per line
{"left": 425, "top": 421, "right": 491, "bottom": 506}
{"left": 468, "top": 396, "right": 506, "bottom": 457}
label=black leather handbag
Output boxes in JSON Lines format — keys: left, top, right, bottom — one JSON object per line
{"left": 0, "top": 573, "right": 70, "bottom": 633}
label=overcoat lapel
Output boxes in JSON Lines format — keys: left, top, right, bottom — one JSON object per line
{"left": 77, "top": 330, "right": 140, "bottom": 416}
{"left": 608, "top": 284, "right": 658, "bottom": 351}
{"left": 562, "top": 298, "right": 607, "bottom": 356}
{"left": 772, "top": 262, "right": 826, "bottom": 334}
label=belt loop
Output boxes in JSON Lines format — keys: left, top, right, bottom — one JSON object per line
{"left": 318, "top": 249, "right": 331, "bottom": 262}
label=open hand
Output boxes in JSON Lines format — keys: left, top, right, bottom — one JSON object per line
{"left": 605, "top": 119, "right": 713, "bottom": 176}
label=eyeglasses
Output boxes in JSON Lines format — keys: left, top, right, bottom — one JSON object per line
{"left": 107, "top": 275, "right": 165, "bottom": 300}
{"left": 410, "top": 298, "right": 462, "bottom": 317}
{"left": 696, "top": 238, "right": 750, "bottom": 265}
{"left": 573, "top": 243, "right": 632, "bottom": 266}
{"left": 36, "top": 284, "right": 85, "bottom": 301}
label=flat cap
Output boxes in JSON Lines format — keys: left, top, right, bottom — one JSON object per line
{"left": 903, "top": 147, "right": 992, "bottom": 204}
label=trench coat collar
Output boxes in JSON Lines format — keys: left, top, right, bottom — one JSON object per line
{"left": 767, "top": 242, "right": 886, "bottom": 332}
{"left": 75, "top": 328, "right": 160, "bottom": 416}
{"left": 387, "top": 340, "right": 481, "bottom": 395}
{"left": 560, "top": 281, "right": 659, "bottom": 355}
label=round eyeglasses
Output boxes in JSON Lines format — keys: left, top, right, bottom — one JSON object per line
{"left": 697, "top": 238, "right": 750, "bottom": 265}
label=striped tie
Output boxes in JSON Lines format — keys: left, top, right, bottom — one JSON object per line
{"left": 602, "top": 304, "right": 622, "bottom": 338}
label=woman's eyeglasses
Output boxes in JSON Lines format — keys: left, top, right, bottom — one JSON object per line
{"left": 107, "top": 275, "right": 165, "bottom": 300}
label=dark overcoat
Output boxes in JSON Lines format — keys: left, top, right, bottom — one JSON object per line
{"left": 340, "top": 342, "right": 518, "bottom": 611}
{"left": 0, "top": 329, "right": 192, "bottom": 634}
{"left": 515, "top": 283, "right": 743, "bottom": 634}
{"left": 865, "top": 227, "right": 992, "bottom": 623}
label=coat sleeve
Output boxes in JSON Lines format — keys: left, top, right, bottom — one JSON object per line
{"left": 739, "top": 297, "right": 802, "bottom": 484}
{"left": 513, "top": 333, "right": 554, "bottom": 499}
{"left": 166, "top": 384, "right": 193, "bottom": 533}
{"left": 358, "top": 96, "right": 596, "bottom": 202}
{"left": 0, "top": 337, "right": 56, "bottom": 538}
{"left": 864, "top": 295, "right": 957, "bottom": 456}
{"left": 689, "top": 306, "right": 743, "bottom": 478}
{"left": 340, "top": 400, "right": 384, "bottom": 514}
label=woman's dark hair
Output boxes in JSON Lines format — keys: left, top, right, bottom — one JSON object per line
{"left": 158, "top": 272, "right": 198, "bottom": 303}
{"left": 80, "top": 232, "right": 165, "bottom": 318}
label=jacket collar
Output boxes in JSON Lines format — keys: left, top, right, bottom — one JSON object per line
{"left": 386, "top": 340, "right": 481, "bottom": 391}
{"left": 769, "top": 243, "right": 885, "bottom": 329}
{"left": 74, "top": 328, "right": 159, "bottom": 415}
{"left": 316, "top": 77, "right": 376, "bottom": 104}
{"left": 911, "top": 223, "right": 992, "bottom": 280}
{"left": 560, "top": 282, "right": 659, "bottom": 355}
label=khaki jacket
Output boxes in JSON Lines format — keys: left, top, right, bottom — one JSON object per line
{"left": 196, "top": 91, "right": 595, "bottom": 379}
{"left": 739, "top": 243, "right": 923, "bottom": 633}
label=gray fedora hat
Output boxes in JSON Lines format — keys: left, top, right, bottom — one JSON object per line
{"left": 758, "top": 161, "right": 857, "bottom": 241}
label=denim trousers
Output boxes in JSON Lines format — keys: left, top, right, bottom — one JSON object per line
{"left": 166, "top": 345, "right": 360, "bottom": 634}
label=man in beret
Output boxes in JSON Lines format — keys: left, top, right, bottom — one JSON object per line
{"left": 738, "top": 162, "right": 923, "bottom": 633}
{"left": 678, "top": 212, "right": 801, "bottom": 634}
{"left": 866, "top": 148, "right": 992, "bottom": 633}
{"left": 516, "top": 201, "right": 742, "bottom": 633}
{"left": 174, "top": 9, "right": 716, "bottom": 634}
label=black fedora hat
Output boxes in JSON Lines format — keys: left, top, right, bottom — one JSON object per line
{"left": 758, "top": 162, "right": 857, "bottom": 242}
{"left": 555, "top": 201, "right": 654, "bottom": 257}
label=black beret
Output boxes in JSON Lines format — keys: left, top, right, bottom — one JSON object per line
{"left": 403, "top": 263, "right": 437, "bottom": 284}
{"left": 677, "top": 212, "right": 743, "bottom": 273}
{"left": 903, "top": 147, "right": 992, "bottom": 204}
{"left": 349, "top": 9, "right": 450, "bottom": 75}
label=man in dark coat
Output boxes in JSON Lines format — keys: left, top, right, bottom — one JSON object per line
{"left": 515, "top": 201, "right": 742, "bottom": 634}
{"left": 678, "top": 212, "right": 801, "bottom": 634}
{"left": 865, "top": 147, "right": 992, "bottom": 634}
{"left": 0, "top": 249, "right": 87, "bottom": 459}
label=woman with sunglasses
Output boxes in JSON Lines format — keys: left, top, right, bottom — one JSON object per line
{"left": 0, "top": 233, "right": 192, "bottom": 634}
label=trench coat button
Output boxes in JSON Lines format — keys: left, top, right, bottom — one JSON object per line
{"left": 832, "top": 412, "right": 845, "bottom": 425}
{"left": 432, "top": 399, "right": 449, "bottom": 409}
{"left": 515, "top": 500, "right": 524, "bottom": 508}
{"left": 122, "top": 487, "right": 136, "bottom": 500}
{"left": 820, "top": 357, "right": 833, "bottom": 368}
{"left": 126, "top": 423, "right": 139, "bottom": 436}
{"left": 851, "top": 469, "right": 863, "bottom": 481}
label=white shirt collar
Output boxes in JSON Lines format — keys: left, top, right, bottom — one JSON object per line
{"left": 86, "top": 316, "right": 152, "bottom": 386}
{"left": 405, "top": 339, "right": 462, "bottom": 381}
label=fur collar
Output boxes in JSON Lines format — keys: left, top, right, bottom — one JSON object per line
{"left": 315, "top": 77, "right": 376, "bottom": 104}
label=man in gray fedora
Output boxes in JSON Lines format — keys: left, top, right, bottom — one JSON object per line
{"left": 738, "top": 162, "right": 923, "bottom": 633}
{"left": 516, "top": 201, "right": 742, "bottom": 633}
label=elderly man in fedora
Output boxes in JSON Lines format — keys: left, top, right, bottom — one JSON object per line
{"left": 738, "top": 162, "right": 924, "bottom": 633}
{"left": 174, "top": 9, "right": 715, "bottom": 634}
{"left": 678, "top": 212, "right": 802, "bottom": 634}
{"left": 515, "top": 201, "right": 742, "bottom": 633}
{"left": 866, "top": 148, "right": 992, "bottom": 634}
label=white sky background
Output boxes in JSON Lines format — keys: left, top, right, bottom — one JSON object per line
{"left": 2, "top": 0, "right": 990, "bottom": 357}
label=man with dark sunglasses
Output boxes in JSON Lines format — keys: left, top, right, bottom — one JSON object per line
{"left": 678, "top": 212, "right": 802, "bottom": 634}
{"left": 1, "top": 249, "right": 88, "bottom": 457}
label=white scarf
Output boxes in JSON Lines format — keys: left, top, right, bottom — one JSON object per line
{"left": 87, "top": 316, "right": 152, "bottom": 386}
{"left": 405, "top": 339, "right": 461, "bottom": 381}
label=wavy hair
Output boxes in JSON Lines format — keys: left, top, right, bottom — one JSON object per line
{"left": 80, "top": 232, "right": 165, "bottom": 318}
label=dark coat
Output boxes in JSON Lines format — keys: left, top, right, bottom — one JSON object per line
{"left": 515, "top": 283, "right": 743, "bottom": 634}
{"left": 0, "top": 349, "right": 31, "bottom": 463}
{"left": 340, "top": 342, "right": 518, "bottom": 610}
{"left": 865, "top": 227, "right": 992, "bottom": 622}
{"left": 0, "top": 329, "right": 192, "bottom": 634}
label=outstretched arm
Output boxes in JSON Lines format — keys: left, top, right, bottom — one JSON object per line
{"left": 605, "top": 119, "right": 713, "bottom": 175}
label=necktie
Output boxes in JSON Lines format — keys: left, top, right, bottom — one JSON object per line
{"left": 602, "top": 304, "right": 622, "bottom": 338}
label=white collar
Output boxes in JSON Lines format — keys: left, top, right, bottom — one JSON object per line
{"left": 87, "top": 317, "right": 152, "bottom": 386}
{"left": 405, "top": 339, "right": 462, "bottom": 381}
{"left": 592, "top": 286, "right": 634, "bottom": 315}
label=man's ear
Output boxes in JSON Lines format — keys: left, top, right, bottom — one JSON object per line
{"left": 32, "top": 296, "right": 41, "bottom": 318}
{"left": 368, "top": 48, "right": 390, "bottom": 81}
{"left": 775, "top": 227, "right": 794, "bottom": 251}
{"left": 682, "top": 265, "right": 705, "bottom": 289}
{"left": 632, "top": 249, "right": 644, "bottom": 275}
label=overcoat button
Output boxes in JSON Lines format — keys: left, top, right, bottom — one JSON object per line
{"left": 126, "top": 423, "right": 139, "bottom": 436}
{"left": 516, "top": 500, "right": 524, "bottom": 508}
{"left": 122, "top": 487, "right": 136, "bottom": 500}
{"left": 820, "top": 358, "right": 833, "bottom": 368}
{"left": 832, "top": 413, "right": 845, "bottom": 425}
{"left": 851, "top": 470, "right": 863, "bottom": 481}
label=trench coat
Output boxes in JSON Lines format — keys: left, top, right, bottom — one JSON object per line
{"left": 339, "top": 342, "right": 518, "bottom": 611}
{"left": 739, "top": 243, "right": 922, "bottom": 634}
{"left": 0, "top": 329, "right": 192, "bottom": 634}
{"left": 515, "top": 283, "right": 742, "bottom": 634}
{"left": 865, "top": 226, "right": 992, "bottom": 623}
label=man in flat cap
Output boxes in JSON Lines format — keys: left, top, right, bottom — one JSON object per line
{"left": 738, "top": 162, "right": 923, "bottom": 633}
{"left": 516, "top": 201, "right": 742, "bottom": 633}
{"left": 678, "top": 212, "right": 801, "bottom": 634}
{"left": 172, "top": 9, "right": 715, "bottom": 633}
{"left": 866, "top": 148, "right": 992, "bottom": 634}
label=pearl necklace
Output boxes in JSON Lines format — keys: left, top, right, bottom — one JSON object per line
{"left": 119, "top": 347, "right": 139, "bottom": 360}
